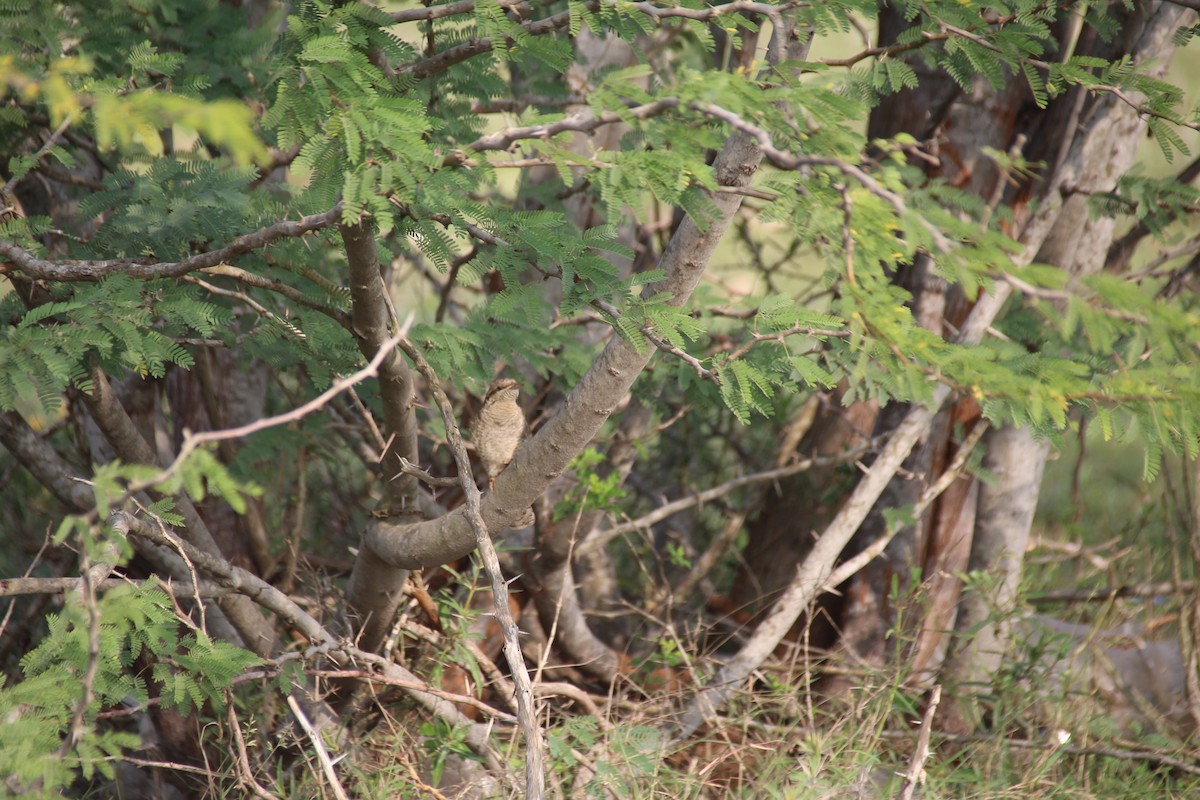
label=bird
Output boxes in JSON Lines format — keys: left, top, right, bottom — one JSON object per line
{"left": 470, "top": 378, "right": 536, "bottom": 528}
{"left": 471, "top": 378, "right": 526, "bottom": 492}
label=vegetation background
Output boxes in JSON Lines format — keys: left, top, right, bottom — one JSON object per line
{"left": 3, "top": 0, "right": 1200, "bottom": 797}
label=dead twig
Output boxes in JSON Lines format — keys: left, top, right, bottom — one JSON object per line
{"left": 286, "top": 694, "right": 350, "bottom": 800}
{"left": 898, "top": 685, "right": 941, "bottom": 800}
{"left": 395, "top": 338, "right": 546, "bottom": 799}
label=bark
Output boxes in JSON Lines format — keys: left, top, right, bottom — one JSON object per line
{"left": 936, "top": 1, "right": 1193, "bottom": 730}
{"left": 0, "top": 410, "right": 93, "bottom": 512}
{"left": 171, "top": 347, "right": 270, "bottom": 574}
{"left": 668, "top": 0, "right": 1200, "bottom": 734}
{"left": 940, "top": 426, "right": 1049, "bottom": 722}
{"left": 340, "top": 220, "right": 423, "bottom": 654}
{"left": 0, "top": 206, "right": 341, "bottom": 282}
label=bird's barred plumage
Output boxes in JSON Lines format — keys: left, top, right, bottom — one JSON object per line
{"left": 471, "top": 378, "right": 525, "bottom": 489}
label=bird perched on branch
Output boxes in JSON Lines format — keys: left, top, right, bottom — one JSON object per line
{"left": 471, "top": 378, "right": 526, "bottom": 491}
{"left": 471, "top": 377, "right": 536, "bottom": 528}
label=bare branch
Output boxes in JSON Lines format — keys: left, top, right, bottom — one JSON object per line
{"left": 669, "top": 282, "right": 1011, "bottom": 741}
{"left": 395, "top": 337, "right": 546, "bottom": 800}
{"left": 0, "top": 410, "right": 93, "bottom": 511}
{"left": 0, "top": 206, "right": 343, "bottom": 282}
{"left": 690, "top": 101, "right": 956, "bottom": 253}
{"left": 402, "top": 8, "right": 574, "bottom": 81}
{"left": 391, "top": 0, "right": 476, "bottom": 23}
{"left": 199, "top": 263, "right": 353, "bottom": 331}
{"left": 2, "top": 112, "right": 75, "bottom": 195}
{"left": 395, "top": 457, "right": 460, "bottom": 488}
{"left": 116, "top": 325, "right": 412, "bottom": 506}
{"left": 821, "top": 420, "right": 990, "bottom": 592}
{"left": 286, "top": 694, "right": 350, "bottom": 800}
{"left": 400, "top": 0, "right": 795, "bottom": 82}
{"left": 463, "top": 99, "right": 681, "bottom": 154}
{"left": 576, "top": 445, "right": 876, "bottom": 558}
{"left": 898, "top": 685, "right": 941, "bottom": 800}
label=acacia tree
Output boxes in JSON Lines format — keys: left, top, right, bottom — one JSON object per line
{"left": 2, "top": 0, "right": 1200, "bottom": 796}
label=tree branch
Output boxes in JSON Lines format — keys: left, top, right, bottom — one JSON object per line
{"left": 199, "top": 263, "right": 353, "bottom": 332}
{"left": 461, "top": 99, "right": 680, "bottom": 155}
{"left": 339, "top": 220, "right": 424, "bottom": 658}
{"left": 0, "top": 410, "right": 93, "bottom": 512}
{"left": 340, "top": 222, "right": 422, "bottom": 516}
{"left": 79, "top": 368, "right": 277, "bottom": 656}
{"left": 574, "top": 445, "right": 876, "bottom": 558}
{"left": 0, "top": 205, "right": 342, "bottom": 282}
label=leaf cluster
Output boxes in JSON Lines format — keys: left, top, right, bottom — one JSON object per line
{"left": 0, "top": 579, "right": 260, "bottom": 797}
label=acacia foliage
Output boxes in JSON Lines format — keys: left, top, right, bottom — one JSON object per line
{"left": 0, "top": 0, "right": 1199, "bottom": 795}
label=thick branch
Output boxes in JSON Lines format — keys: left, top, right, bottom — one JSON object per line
{"left": 0, "top": 410, "right": 93, "bottom": 512}
{"left": 340, "top": 221, "right": 421, "bottom": 657}
{"left": 339, "top": 222, "right": 421, "bottom": 514}
{"left": 0, "top": 206, "right": 342, "bottom": 282}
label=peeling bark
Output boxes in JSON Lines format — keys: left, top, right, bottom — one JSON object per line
{"left": 939, "top": 0, "right": 1193, "bottom": 730}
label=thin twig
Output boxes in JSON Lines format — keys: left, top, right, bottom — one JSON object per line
{"left": 395, "top": 338, "right": 546, "bottom": 799}
{"left": 838, "top": 183, "right": 857, "bottom": 286}
{"left": 310, "top": 670, "right": 518, "bottom": 722}
{"left": 691, "top": 101, "right": 957, "bottom": 253}
{"left": 2, "top": 113, "right": 75, "bottom": 195}
{"left": 651, "top": 509, "right": 747, "bottom": 613}
{"left": 183, "top": 275, "right": 307, "bottom": 340}
{"left": 898, "top": 685, "right": 941, "bottom": 800}
{"left": 0, "top": 574, "right": 229, "bottom": 598}
{"left": 286, "top": 694, "right": 350, "bottom": 800}
{"left": 114, "top": 510, "right": 506, "bottom": 770}
{"left": 110, "top": 322, "right": 412, "bottom": 514}
{"left": 1028, "top": 581, "right": 1191, "bottom": 605}
{"left": 822, "top": 420, "right": 990, "bottom": 592}
{"left": 346, "top": 386, "right": 388, "bottom": 452}
{"left": 576, "top": 445, "right": 876, "bottom": 557}
{"left": 881, "top": 729, "right": 1200, "bottom": 776}
{"left": 395, "top": 457, "right": 461, "bottom": 487}
{"left": 228, "top": 693, "right": 282, "bottom": 800}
